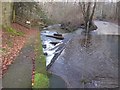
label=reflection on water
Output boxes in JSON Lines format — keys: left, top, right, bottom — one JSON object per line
{"left": 41, "top": 22, "right": 119, "bottom": 88}
{"left": 79, "top": 33, "right": 92, "bottom": 48}
{"left": 49, "top": 32, "right": 118, "bottom": 88}
{"left": 79, "top": 34, "right": 118, "bottom": 88}
{"left": 80, "top": 34, "right": 118, "bottom": 58}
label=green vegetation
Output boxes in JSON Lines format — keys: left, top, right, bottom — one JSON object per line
{"left": 33, "top": 32, "right": 49, "bottom": 88}
{"left": 34, "top": 32, "right": 46, "bottom": 74}
{"left": 2, "top": 25, "right": 25, "bottom": 50}
{"left": 33, "top": 73, "right": 49, "bottom": 88}
{"left": 3, "top": 26, "right": 24, "bottom": 36}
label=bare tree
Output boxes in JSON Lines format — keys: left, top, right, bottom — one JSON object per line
{"left": 79, "top": 1, "right": 97, "bottom": 33}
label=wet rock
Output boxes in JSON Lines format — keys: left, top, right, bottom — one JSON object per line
{"left": 60, "top": 22, "right": 71, "bottom": 30}
{"left": 50, "top": 42, "right": 60, "bottom": 45}
{"left": 90, "top": 23, "right": 98, "bottom": 31}
{"left": 60, "top": 23, "right": 66, "bottom": 29}
{"left": 80, "top": 23, "right": 85, "bottom": 29}
{"left": 44, "top": 52, "right": 48, "bottom": 56}
{"left": 42, "top": 44, "right": 46, "bottom": 48}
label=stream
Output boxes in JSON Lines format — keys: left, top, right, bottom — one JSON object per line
{"left": 40, "top": 21, "right": 119, "bottom": 88}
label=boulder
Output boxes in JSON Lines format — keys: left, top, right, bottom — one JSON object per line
{"left": 89, "top": 23, "right": 98, "bottom": 31}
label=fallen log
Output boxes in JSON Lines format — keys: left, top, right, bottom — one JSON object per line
{"left": 53, "top": 33, "right": 62, "bottom": 36}
{"left": 46, "top": 35, "right": 64, "bottom": 40}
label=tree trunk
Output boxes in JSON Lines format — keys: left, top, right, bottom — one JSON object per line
{"left": 85, "top": 2, "right": 91, "bottom": 33}
{"left": 89, "top": 2, "right": 96, "bottom": 29}
{"left": 79, "top": 2, "right": 97, "bottom": 33}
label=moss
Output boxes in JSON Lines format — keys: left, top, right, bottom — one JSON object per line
{"left": 3, "top": 25, "right": 24, "bottom": 36}
{"left": 33, "top": 73, "right": 49, "bottom": 88}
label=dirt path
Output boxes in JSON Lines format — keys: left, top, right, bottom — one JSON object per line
{"left": 2, "top": 44, "right": 34, "bottom": 88}
{"left": 2, "top": 24, "right": 38, "bottom": 88}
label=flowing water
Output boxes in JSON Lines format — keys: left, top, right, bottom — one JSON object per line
{"left": 40, "top": 21, "right": 119, "bottom": 88}
{"left": 40, "top": 25, "right": 73, "bottom": 88}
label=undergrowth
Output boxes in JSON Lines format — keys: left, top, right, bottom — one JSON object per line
{"left": 3, "top": 25, "right": 24, "bottom": 36}
{"left": 33, "top": 73, "right": 49, "bottom": 88}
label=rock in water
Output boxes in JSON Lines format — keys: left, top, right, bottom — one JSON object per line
{"left": 90, "top": 23, "right": 98, "bottom": 31}
{"left": 50, "top": 42, "right": 60, "bottom": 45}
{"left": 53, "top": 33, "right": 62, "bottom": 36}
{"left": 42, "top": 44, "right": 46, "bottom": 48}
{"left": 44, "top": 52, "right": 48, "bottom": 56}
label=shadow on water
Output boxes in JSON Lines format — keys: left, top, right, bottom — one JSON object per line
{"left": 48, "top": 73, "right": 67, "bottom": 88}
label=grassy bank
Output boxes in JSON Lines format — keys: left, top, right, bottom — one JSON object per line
{"left": 33, "top": 31, "right": 49, "bottom": 88}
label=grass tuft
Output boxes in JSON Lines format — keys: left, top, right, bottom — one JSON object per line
{"left": 33, "top": 73, "right": 49, "bottom": 88}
